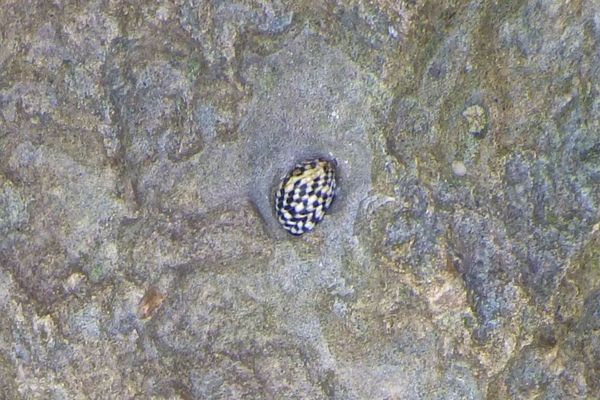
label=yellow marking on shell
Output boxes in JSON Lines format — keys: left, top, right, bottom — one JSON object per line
{"left": 283, "top": 164, "right": 328, "bottom": 192}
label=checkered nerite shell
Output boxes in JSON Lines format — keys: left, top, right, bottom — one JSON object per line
{"left": 274, "top": 158, "right": 337, "bottom": 236}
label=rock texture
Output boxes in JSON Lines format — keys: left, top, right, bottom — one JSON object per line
{"left": 1, "top": 1, "right": 599, "bottom": 399}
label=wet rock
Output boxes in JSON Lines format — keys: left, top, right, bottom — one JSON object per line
{"left": 1, "top": 0, "right": 599, "bottom": 398}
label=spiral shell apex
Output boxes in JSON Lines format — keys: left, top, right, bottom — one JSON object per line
{"left": 274, "top": 158, "right": 337, "bottom": 235}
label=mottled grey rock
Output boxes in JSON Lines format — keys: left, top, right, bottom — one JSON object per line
{"left": 1, "top": 0, "right": 599, "bottom": 399}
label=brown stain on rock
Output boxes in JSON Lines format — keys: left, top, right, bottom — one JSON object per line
{"left": 138, "top": 286, "right": 166, "bottom": 319}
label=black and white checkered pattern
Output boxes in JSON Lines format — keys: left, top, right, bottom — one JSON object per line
{"left": 274, "top": 158, "right": 337, "bottom": 236}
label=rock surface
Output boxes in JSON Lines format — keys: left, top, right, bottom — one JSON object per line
{"left": 1, "top": 1, "right": 599, "bottom": 399}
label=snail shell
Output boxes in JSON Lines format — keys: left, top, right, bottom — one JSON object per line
{"left": 274, "top": 158, "right": 337, "bottom": 235}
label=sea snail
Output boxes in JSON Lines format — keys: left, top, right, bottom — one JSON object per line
{"left": 274, "top": 158, "right": 337, "bottom": 235}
